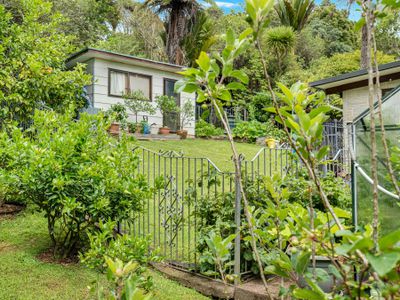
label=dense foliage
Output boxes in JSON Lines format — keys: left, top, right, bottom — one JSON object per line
{"left": 232, "top": 120, "right": 286, "bottom": 143}
{"left": 0, "top": 0, "right": 91, "bottom": 127}
{"left": 16, "top": 109, "right": 150, "bottom": 257}
{"left": 195, "top": 119, "right": 225, "bottom": 138}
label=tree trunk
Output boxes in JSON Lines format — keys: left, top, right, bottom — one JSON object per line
{"left": 166, "top": 8, "right": 186, "bottom": 65}
{"left": 360, "top": 21, "right": 369, "bottom": 68}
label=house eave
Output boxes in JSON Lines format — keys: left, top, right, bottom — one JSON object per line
{"left": 309, "top": 60, "right": 400, "bottom": 94}
{"left": 66, "top": 48, "right": 185, "bottom": 74}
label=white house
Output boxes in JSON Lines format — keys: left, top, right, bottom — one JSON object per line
{"left": 310, "top": 61, "right": 400, "bottom": 170}
{"left": 66, "top": 48, "right": 196, "bottom": 135}
{"left": 309, "top": 61, "right": 400, "bottom": 125}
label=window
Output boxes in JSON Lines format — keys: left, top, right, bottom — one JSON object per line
{"left": 109, "top": 70, "right": 126, "bottom": 96}
{"left": 129, "top": 74, "right": 151, "bottom": 99}
{"left": 109, "top": 69, "right": 152, "bottom": 100}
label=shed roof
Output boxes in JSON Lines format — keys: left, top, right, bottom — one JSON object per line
{"left": 66, "top": 48, "right": 184, "bottom": 74}
{"left": 309, "top": 60, "right": 400, "bottom": 94}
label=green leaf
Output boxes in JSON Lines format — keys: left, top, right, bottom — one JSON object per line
{"left": 196, "top": 51, "right": 210, "bottom": 72}
{"left": 293, "top": 288, "right": 327, "bottom": 300}
{"left": 226, "top": 82, "right": 245, "bottom": 90}
{"left": 230, "top": 70, "right": 249, "bottom": 84}
{"left": 379, "top": 229, "right": 400, "bottom": 251}
{"left": 366, "top": 252, "right": 400, "bottom": 277}
{"left": 294, "top": 251, "right": 311, "bottom": 275}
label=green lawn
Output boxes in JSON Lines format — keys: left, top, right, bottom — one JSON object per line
{"left": 0, "top": 211, "right": 208, "bottom": 300}
{"left": 138, "top": 139, "right": 264, "bottom": 172}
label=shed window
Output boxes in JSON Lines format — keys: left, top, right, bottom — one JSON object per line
{"left": 129, "top": 74, "right": 151, "bottom": 99}
{"left": 109, "top": 69, "right": 152, "bottom": 100}
{"left": 109, "top": 70, "right": 126, "bottom": 96}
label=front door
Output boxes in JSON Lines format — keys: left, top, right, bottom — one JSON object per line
{"left": 163, "top": 79, "right": 180, "bottom": 132}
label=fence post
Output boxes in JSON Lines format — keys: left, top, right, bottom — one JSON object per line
{"left": 234, "top": 158, "right": 241, "bottom": 284}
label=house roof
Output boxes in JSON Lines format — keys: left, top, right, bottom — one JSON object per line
{"left": 309, "top": 60, "right": 400, "bottom": 94}
{"left": 66, "top": 48, "right": 184, "bottom": 74}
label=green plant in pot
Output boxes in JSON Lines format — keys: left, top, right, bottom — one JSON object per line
{"left": 105, "top": 103, "right": 128, "bottom": 134}
{"left": 123, "top": 91, "right": 156, "bottom": 133}
{"left": 177, "top": 101, "right": 194, "bottom": 139}
{"left": 127, "top": 122, "right": 141, "bottom": 134}
{"left": 155, "top": 95, "right": 179, "bottom": 134}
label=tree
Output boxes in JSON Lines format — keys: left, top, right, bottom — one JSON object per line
{"left": 274, "top": 0, "right": 315, "bottom": 32}
{"left": 49, "top": 0, "right": 112, "bottom": 47}
{"left": 308, "top": 50, "right": 395, "bottom": 81}
{"left": 307, "top": 0, "right": 357, "bottom": 57}
{"left": 0, "top": 0, "right": 91, "bottom": 128}
{"left": 144, "top": 0, "right": 212, "bottom": 64}
{"left": 182, "top": 10, "right": 217, "bottom": 67}
{"left": 375, "top": 12, "right": 400, "bottom": 57}
{"left": 94, "top": 2, "right": 166, "bottom": 61}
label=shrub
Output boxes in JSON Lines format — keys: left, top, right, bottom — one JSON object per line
{"left": 232, "top": 120, "right": 285, "bottom": 143}
{"left": 283, "top": 170, "right": 351, "bottom": 210}
{"left": 195, "top": 119, "right": 224, "bottom": 137}
{"left": 0, "top": 128, "right": 31, "bottom": 206}
{"left": 80, "top": 221, "right": 161, "bottom": 272}
{"left": 20, "top": 109, "right": 150, "bottom": 258}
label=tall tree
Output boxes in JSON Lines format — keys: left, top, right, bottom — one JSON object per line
{"left": 181, "top": 10, "right": 217, "bottom": 66}
{"left": 144, "top": 0, "right": 210, "bottom": 64}
{"left": 275, "top": 0, "right": 315, "bottom": 32}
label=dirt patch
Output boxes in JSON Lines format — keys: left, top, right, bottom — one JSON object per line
{"left": 0, "top": 241, "right": 17, "bottom": 253}
{"left": 0, "top": 203, "right": 24, "bottom": 215}
{"left": 37, "top": 248, "right": 79, "bottom": 266}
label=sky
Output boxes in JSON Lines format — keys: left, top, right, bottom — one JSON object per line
{"left": 210, "top": 0, "right": 362, "bottom": 21}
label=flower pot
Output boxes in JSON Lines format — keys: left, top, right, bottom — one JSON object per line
{"left": 135, "top": 125, "right": 142, "bottom": 134}
{"left": 265, "top": 138, "right": 277, "bottom": 149}
{"left": 159, "top": 127, "right": 170, "bottom": 135}
{"left": 108, "top": 123, "right": 120, "bottom": 134}
{"left": 299, "top": 256, "right": 340, "bottom": 292}
{"left": 178, "top": 130, "right": 188, "bottom": 139}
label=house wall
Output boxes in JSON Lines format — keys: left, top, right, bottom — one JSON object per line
{"left": 342, "top": 79, "right": 400, "bottom": 124}
{"left": 341, "top": 80, "right": 400, "bottom": 166}
{"left": 89, "top": 58, "right": 195, "bottom": 135}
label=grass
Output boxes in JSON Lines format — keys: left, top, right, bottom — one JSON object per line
{"left": 138, "top": 139, "right": 264, "bottom": 172}
{"left": 0, "top": 210, "right": 209, "bottom": 300}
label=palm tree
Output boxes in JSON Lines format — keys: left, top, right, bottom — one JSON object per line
{"left": 181, "top": 10, "right": 217, "bottom": 66}
{"left": 144, "top": 0, "right": 212, "bottom": 65}
{"left": 275, "top": 0, "right": 315, "bottom": 32}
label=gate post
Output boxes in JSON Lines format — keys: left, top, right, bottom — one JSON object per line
{"left": 234, "top": 158, "right": 242, "bottom": 284}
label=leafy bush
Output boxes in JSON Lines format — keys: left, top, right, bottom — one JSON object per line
{"left": 0, "top": 128, "right": 30, "bottom": 206}
{"left": 80, "top": 221, "right": 161, "bottom": 272}
{"left": 20, "top": 109, "right": 150, "bottom": 257}
{"left": 0, "top": 1, "right": 91, "bottom": 127}
{"left": 283, "top": 170, "right": 351, "bottom": 210}
{"left": 232, "top": 120, "right": 285, "bottom": 143}
{"left": 189, "top": 170, "right": 350, "bottom": 277}
{"left": 195, "top": 119, "right": 225, "bottom": 138}
{"left": 91, "top": 257, "right": 152, "bottom": 300}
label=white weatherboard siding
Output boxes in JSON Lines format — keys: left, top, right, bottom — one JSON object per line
{"left": 342, "top": 79, "right": 400, "bottom": 124}
{"left": 341, "top": 80, "right": 400, "bottom": 164}
{"left": 89, "top": 58, "right": 195, "bottom": 135}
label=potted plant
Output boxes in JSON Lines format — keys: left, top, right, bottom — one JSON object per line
{"left": 177, "top": 101, "right": 194, "bottom": 139}
{"left": 106, "top": 103, "right": 128, "bottom": 134}
{"left": 127, "top": 122, "right": 141, "bottom": 134}
{"left": 123, "top": 90, "right": 156, "bottom": 124}
{"left": 155, "top": 95, "right": 179, "bottom": 135}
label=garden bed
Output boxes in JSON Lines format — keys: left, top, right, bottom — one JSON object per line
{"left": 153, "top": 262, "right": 292, "bottom": 300}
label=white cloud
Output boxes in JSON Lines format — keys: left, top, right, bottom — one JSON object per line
{"left": 215, "top": 1, "right": 240, "bottom": 8}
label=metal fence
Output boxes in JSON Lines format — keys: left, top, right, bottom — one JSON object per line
{"left": 120, "top": 120, "right": 347, "bottom": 277}
{"left": 122, "top": 145, "right": 299, "bottom": 275}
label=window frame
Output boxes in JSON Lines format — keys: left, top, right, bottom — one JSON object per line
{"left": 108, "top": 68, "right": 152, "bottom": 101}
{"left": 163, "top": 78, "right": 180, "bottom": 106}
